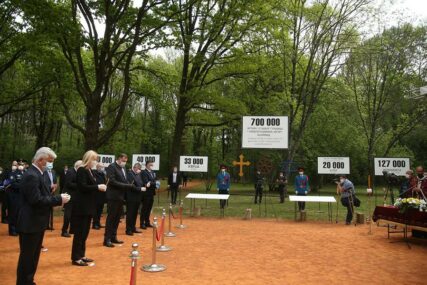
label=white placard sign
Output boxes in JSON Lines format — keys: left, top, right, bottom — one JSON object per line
{"left": 317, "top": 157, "right": 350, "bottom": 174}
{"left": 97, "top": 154, "right": 115, "bottom": 166}
{"left": 179, "top": 156, "right": 208, "bottom": 172}
{"left": 374, "top": 158, "right": 410, "bottom": 176}
{"left": 242, "top": 116, "right": 288, "bottom": 149}
{"left": 132, "top": 154, "right": 160, "bottom": 171}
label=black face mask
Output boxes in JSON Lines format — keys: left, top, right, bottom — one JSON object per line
{"left": 417, "top": 173, "right": 424, "bottom": 179}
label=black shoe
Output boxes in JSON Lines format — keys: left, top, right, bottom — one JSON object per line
{"left": 61, "top": 232, "right": 71, "bottom": 238}
{"left": 81, "top": 257, "right": 94, "bottom": 263}
{"left": 103, "top": 240, "right": 115, "bottom": 247}
{"left": 99, "top": 225, "right": 105, "bottom": 228}
{"left": 72, "top": 260, "right": 88, "bottom": 266}
{"left": 145, "top": 224, "right": 153, "bottom": 228}
{"left": 133, "top": 229, "right": 142, "bottom": 234}
{"left": 9, "top": 232, "right": 18, "bottom": 236}
{"left": 92, "top": 225, "right": 100, "bottom": 230}
{"left": 111, "top": 238, "right": 124, "bottom": 244}
{"left": 140, "top": 225, "right": 147, "bottom": 230}
{"left": 125, "top": 231, "right": 134, "bottom": 236}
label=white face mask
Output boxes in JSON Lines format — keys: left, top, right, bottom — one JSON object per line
{"left": 135, "top": 169, "right": 141, "bottom": 174}
{"left": 12, "top": 165, "right": 17, "bottom": 171}
{"left": 18, "top": 165, "right": 24, "bottom": 171}
{"left": 299, "top": 172, "right": 303, "bottom": 175}
{"left": 46, "top": 162, "right": 53, "bottom": 170}
{"left": 405, "top": 174, "right": 410, "bottom": 179}
{"left": 221, "top": 169, "right": 226, "bottom": 172}
{"left": 340, "top": 178, "right": 345, "bottom": 183}
{"left": 119, "top": 161, "right": 126, "bottom": 168}
{"left": 173, "top": 169, "right": 177, "bottom": 173}
{"left": 0, "top": 171, "right": 2, "bottom": 175}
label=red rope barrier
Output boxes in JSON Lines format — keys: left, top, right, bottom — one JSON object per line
{"left": 156, "top": 217, "right": 165, "bottom": 241}
{"left": 178, "top": 207, "right": 183, "bottom": 219}
{"left": 129, "top": 264, "right": 135, "bottom": 285}
{"left": 171, "top": 209, "right": 178, "bottom": 219}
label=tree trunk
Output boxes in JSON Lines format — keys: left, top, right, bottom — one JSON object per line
{"left": 170, "top": 101, "right": 188, "bottom": 168}
{"left": 84, "top": 105, "right": 101, "bottom": 150}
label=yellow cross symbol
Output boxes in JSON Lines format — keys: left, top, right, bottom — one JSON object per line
{"left": 232, "top": 154, "right": 251, "bottom": 177}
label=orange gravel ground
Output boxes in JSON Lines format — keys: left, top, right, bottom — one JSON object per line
{"left": 1, "top": 213, "right": 427, "bottom": 285}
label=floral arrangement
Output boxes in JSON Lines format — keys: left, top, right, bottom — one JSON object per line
{"left": 394, "top": 197, "right": 427, "bottom": 213}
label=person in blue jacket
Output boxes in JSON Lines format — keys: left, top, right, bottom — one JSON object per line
{"left": 294, "top": 167, "right": 310, "bottom": 211}
{"left": 216, "top": 165, "right": 230, "bottom": 209}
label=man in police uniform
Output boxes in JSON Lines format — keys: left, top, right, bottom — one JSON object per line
{"left": 254, "top": 170, "right": 264, "bottom": 204}
{"left": 140, "top": 160, "right": 157, "bottom": 229}
{"left": 7, "top": 161, "right": 25, "bottom": 236}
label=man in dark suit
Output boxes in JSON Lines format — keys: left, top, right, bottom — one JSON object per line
{"left": 58, "top": 165, "right": 69, "bottom": 193}
{"left": 92, "top": 163, "right": 107, "bottom": 229}
{"left": 125, "top": 163, "right": 145, "bottom": 235}
{"left": 44, "top": 163, "right": 57, "bottom": 230}
{"left": 16, "top": 147, "right": 70, "bottom": 285}
{"left": 103, "top": 154, "right": 142, "bottom": 247}
{"left": 140, "top": 160, "right": 157, "bottom": 229}
{"left": 168, "top": 166, "right": 182, "bottom": 205}
{"left": 61, "top": 160, "right": 82, "bottom": 237}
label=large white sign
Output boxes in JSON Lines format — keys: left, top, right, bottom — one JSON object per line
{"left": 317, "top": 157, "right": 350, "bottom": 174}
{"left": 97, "top": 154, "right": 115, "bottom": 166}
{"left": 179, "top": 156, "right": 208, "bottom": 172}
{"left": 242, "top": 116, "right": 288, "bottom": 149}
{"left": 132, "top": 154, "right": 160, "bottom": 171}
{"left": 374, "top": 158, "right": 410, "bottom": 176}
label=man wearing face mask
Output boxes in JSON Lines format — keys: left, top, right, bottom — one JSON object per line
{"left": 92, "top": 163, "right": 107, "bottom": 230}
{"left": 16, "top": 147, "right": 70, "bottom": 285}
{"left": 294, "top": 167, "right": 310, "bottom": 211}
{"left": 254, "top": 170, "right": 264, "bottom": 204}
{"left": 168, "top": 166, "right": 182, "bottom": 205}
{"left": 140, "top": 160, "right": 157, "bottom": 229}
{"left": 217, "top": 165, "right": 230, "bottom": 209}
{"left": 336, "top": 175, "right": 356, "bottom": 225}
{"left": 7, "top": 161, "right": 25, "bottom": 236}
{"left": 104, "top": 154, "right": 143, "bottom": 247}
{"left": 125, "top": 163, "right": 145, "bottom": 235}
{"left": 276, "top": 172, "right": 287, "bottom": 203}
{"left": 44, "top": 162, "right": 58, "bottom": 230}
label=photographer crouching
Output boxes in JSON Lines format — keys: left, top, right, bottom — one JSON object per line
{"left": 336, "top": 175, "right": 360, "bottom": 225}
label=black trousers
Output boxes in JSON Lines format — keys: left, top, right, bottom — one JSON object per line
{"left": 7, "top": 191, "right": 19, "bottom": 234}
{"left": 255, "top": 186, "right": 263, "bottom": 203}
{"left": 297, "top": 193, "right": 306, "bottom": 211}
{"left": 17, "top": 231, "right": 45, "bottom": 285}
{"left": 92, "top": 202, "right": 104, "bottom": 227}
{"left": 61, "top": 202, "right": 72, "bottom": 233}
{"left": 104, "top": 200, "right": 123, "bottom": 241}
{"left": 71, "top": 215, "right": 91, "bottom": 261}
{"left": 126, "top": 200, "right": 140, "bottom": 232}
{"left": 341, "top": 196, "right": 353, "bottom": 223}
{"left": 218, "top": 189, "right": 228, "bottom": 209}
{"left": 170, "top": 185, "right": 179, "bottom": 204}
{"left": 140, "top": 195, "right": 154, "bottom": 227}
{"left": 278, "top": 186, "right": 286, "bottom": 203}
{"left": 0, "top": 191, "right": 8, "bottom": 222}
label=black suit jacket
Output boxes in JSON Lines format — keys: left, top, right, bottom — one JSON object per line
{"left": 126, "top": 170, "right": 143, "bottom": 202}
{"left": 106, "top": 162, "right": 137, "bottom": 201}
{"left": 73, "top": 167, "right": 98, "bottom": 216}
{"left": 141, "top": 169, "right": 157, "bottom": 196}
{"left": 63, "top": 168, "right": 77, "bottom": 195}
{"left": 168, "top": 172, "right": 182, "bottom": 187}
{"left": 16, "top": 165, "right": 62, "bottom": 233}
{"left": 59, "top": 169, "right": 68, "bottom": 191}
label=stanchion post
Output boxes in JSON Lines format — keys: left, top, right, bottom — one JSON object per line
{"left": 129, "top": 243, "right": 139, "bottom": 285}
{"left": 165, "top": 203, "right": 176, "bottom": 237}
{"left": 176, "top": 200, "right": 187, "bottom": 229}
{"left": 157, "top": 209, "right": 172, "bottom": 252}
{"left": 141, "top": 217, "right": 166, "bottom": 272}
{"left": 367, "top": 187, "right": 373, "bottom": 235}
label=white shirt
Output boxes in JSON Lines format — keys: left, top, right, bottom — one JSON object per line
{"left": 173, "top": 173, "right": 177, "bottom": 183}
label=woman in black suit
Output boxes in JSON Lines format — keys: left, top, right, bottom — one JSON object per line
{"left": 71, "top": 150, "right": 106, "bottom": 266}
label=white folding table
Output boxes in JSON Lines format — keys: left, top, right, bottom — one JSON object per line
{"left": 185, "top": 193, "right": 230, "bottom": 217}
{"left": 289, "top": 195, "right": 337, "bottom": 222}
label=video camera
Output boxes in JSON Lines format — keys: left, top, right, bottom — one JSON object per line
{"left": 382, "top": 171, "right": 400, "bottom": 186}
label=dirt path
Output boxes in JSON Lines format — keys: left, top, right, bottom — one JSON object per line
{"left": 1, "top": 215, "right": 426, "bottom": 285}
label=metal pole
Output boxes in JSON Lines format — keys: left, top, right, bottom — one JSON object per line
{"left": 165, "top": 203, "right": 176, "bottom": 237}
{"left": 176, "top": 200, "right": 187, "bottom": 229}
{"left": 129, "top": 243, "right": 139, "bottom": 285}
{"left": 157, "top": 209, "right": 172, "bottom": 252}
{"left": 142, "top": 217, "right": 166, "bottom": 272}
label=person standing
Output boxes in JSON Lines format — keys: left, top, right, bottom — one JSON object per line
{"left": 71, "top": 151, "right": 106, "bottom": 266}
{"left": 126, "top": 163, "right": 145, "bottom": 235}
{"left": 336, "top": 175, "right": 356, "bottom": 225}
{"left": 44, "top": 162, "right": 57, "bottom": 230}
{"left": 254, "top": 170, "right": 264, "bottom": 204}
{"left": 294, "top": 167, "right": 310, "bottom": 211}
{"left": 182, "top": 172, "right": 188, "bottom": 188}
{"left": 7, "top": 162, "right": 25, "bottom": 236}
{"left": 104, "top": 154, "right": 142, "bottom": 247}
{"left": 0, "top": 166, "right": 6, "bottom": 224}
{"left": 414, "top": 166, "right": 427, "bottom": 198}
{"left": 276, "top": 172, "right": 287, "bottom": 203}
{"left": 92, "top": 163, "right": 106, "bottom": 230}
{"left": 16, "top": 147, "right": 70, "bottom": 285}
{"left": 399, "top": 170, "right": 417, "bottom": 198}
{"left": 140, "top": 160, "right": 157, "bottom": 229}
{"left": 168, "top": 166, "right": 182, "bottom": 205}
{"left": 61, "top": 160, "right": 82, "bottom": 237}
{"left": 216, "top": 165, "right": 230, "bottom": 209}
{"left": 59, "top": 165, "right": 69, "bottom": 193}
